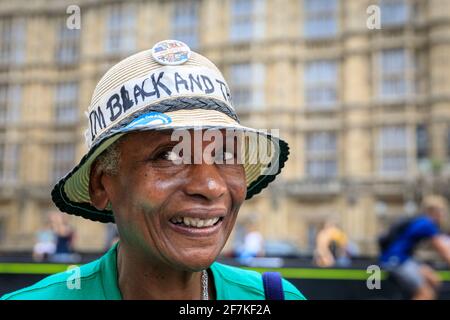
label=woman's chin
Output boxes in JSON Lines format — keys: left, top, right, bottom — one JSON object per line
{"left": 171, "top": 250, "right": 219, "bottom": 271}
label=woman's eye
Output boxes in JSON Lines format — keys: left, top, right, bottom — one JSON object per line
{"left": 215, "top": 150, "right": 235, "bottom": 162}
{"left": 223, "top": 151, "right": 234, "bottom": 161}
{"left": 166, "top": 151, "right": 181, "bottom": 161}
{"left": 156, "top": 150, "right": 182, "bottom": 162}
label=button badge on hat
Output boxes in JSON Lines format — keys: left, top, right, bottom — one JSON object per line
{"left": 151, "top": 39, "right": 191, "bottom": 66}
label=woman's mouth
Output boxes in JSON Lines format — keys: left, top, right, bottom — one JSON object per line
{"left": 169, "top": 216, "right": 223, "bottom": 228}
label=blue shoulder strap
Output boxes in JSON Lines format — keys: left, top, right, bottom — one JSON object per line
{"left": 262, "top": 272, "right": 285, "bottom": 300}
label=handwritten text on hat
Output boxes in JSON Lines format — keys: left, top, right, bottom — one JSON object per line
{"left": 86, "top": 66, "right": 233, "bottom": 146}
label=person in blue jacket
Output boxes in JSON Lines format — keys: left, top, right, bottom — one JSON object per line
{"left": 380, "top": 195, "right": 450, "bottom": 299}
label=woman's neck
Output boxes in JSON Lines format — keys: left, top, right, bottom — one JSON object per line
{"left": 116, "top": 243, "right": 213, "bottom": 300}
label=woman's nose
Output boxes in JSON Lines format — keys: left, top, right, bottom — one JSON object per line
{"left": 184, "top": 163, "right": 227, "bottom": 201}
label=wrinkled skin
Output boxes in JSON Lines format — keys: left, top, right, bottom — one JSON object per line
{"left": 89, "top": 129, "right": 247, "bottom": 299}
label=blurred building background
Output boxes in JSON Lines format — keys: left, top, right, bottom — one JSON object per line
{"left": 0, "top": 0, "right": 450, "bottom": 256}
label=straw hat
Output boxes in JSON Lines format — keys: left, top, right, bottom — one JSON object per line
{"left": 51, "top": 40, "right": 289, "bottom": 223}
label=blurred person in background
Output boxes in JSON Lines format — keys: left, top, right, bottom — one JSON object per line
{"left": 32, "top": 215, "right": 56, "bottom": 262}
{"left": 104, "top": 223, "right": 120, "bottom": 251}
{"left": 379, "top": 195, "right": 450, "bottom": 300}
{"left": 237, "top": 216, "right": 265, "bottom": 260}
{"left": 314, "top": 220, "right": 350, "bottom": 267}
{"left": 48, "top": 211, "right": 78, "bottom": 263}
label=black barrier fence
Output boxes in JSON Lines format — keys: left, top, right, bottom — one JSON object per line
{"left": 1, "top": 263, "right": 449, "bottom": 299}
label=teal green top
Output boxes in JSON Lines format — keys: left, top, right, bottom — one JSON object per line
{"left": 1, "top": 243, "right": 306, "bottom": 300}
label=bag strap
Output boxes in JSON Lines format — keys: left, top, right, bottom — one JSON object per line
{"left": 262, "top": 272, "right": 285, "bottom": 300}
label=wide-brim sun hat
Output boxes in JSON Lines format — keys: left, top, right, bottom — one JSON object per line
{"left": 51, "top": 40, "right": 290, "bottom": 223}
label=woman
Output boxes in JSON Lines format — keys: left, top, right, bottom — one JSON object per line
{"left": 2, "top": 40, "right": 305, "bottom": 300}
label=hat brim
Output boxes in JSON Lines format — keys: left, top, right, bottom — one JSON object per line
{"left": 51, "top": 109, "right": 289, "bottom": 223}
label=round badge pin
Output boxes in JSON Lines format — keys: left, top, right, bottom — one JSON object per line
{"left": 151, "top": 40, "right": 191, "bottom": 66}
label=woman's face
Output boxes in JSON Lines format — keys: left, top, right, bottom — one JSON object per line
{"left": 93, "top": 129, "right": 247, "bottom": 271}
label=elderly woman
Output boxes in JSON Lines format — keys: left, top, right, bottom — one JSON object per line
{"left": 2, "top": 40, "right": 305, "bottom": 300}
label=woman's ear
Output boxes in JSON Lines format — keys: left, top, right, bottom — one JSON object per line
{"left": 89, "top": 160, "right": 110, "bottom": 210}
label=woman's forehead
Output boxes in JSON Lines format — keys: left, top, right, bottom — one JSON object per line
{"left": 120, "top": 130, "right": 174, "bottom": 146}
{"left": 122, "top": 129, "right": 242, "bottom": 146}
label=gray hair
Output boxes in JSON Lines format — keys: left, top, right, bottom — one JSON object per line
{"left": 95, "top": 138, "right": 123, "bottom": 175}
